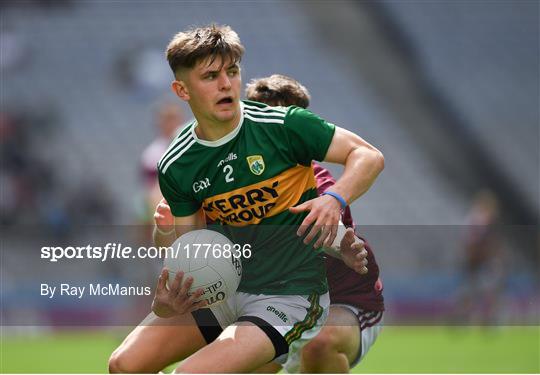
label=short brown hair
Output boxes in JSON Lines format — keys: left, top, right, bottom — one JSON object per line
{"left": 166, "top": 24, "right": 244, "bottom": 78}
{"left": 245, "top": 74, "right": 311, "bottom": 108}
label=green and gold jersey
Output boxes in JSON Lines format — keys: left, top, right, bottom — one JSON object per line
{"left": 158, "top": 100, "right": 335, "bottom": 295}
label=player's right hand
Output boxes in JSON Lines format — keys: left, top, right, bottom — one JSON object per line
{"left": 154, "top": 198, "right": 174, "bottom": 232}
{"left": 151, "top": 268, "right": 207, "bottom": 318}
{"left": 290, "top": 194, "right": 342, "bottom": 249}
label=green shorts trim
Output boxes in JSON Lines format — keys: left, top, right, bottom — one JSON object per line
{"left": 284, "top": 293, "right": 324, "bottom": 345}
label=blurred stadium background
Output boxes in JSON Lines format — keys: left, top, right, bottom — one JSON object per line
{"left": 1, "top": 0, "right": 538, "bottom": 373}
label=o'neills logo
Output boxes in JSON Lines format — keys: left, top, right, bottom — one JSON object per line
{"left": 217, "top": 152, "right": 237, "bottom": 168}
{"left": 203, "top": 181, "right": 278, "bottom": 225}
{"left": 267, "top": 305, "right": 288, "bottom": 323}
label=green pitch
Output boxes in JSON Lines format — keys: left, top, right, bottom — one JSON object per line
{"left": 356, "top": 326, "right": 539, "bottom": 373}
{"left": 1, "top": 326, "right": 538, "bottom": 373}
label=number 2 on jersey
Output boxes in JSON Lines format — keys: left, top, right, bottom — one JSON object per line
{"left": 223, "top": 165, "right": 234, "bottom": 182}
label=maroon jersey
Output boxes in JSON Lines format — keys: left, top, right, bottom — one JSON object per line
{"left": 313, "top": 163, "right": 384, "bottom": 312}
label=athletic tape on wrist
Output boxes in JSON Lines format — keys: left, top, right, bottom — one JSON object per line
{"left": 155, "top": 225, "right": 176, "bottom": 236}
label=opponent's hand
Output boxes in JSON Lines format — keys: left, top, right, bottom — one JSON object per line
{"left": 340, "top": 228, "right": 368, "bottom": 274}
{"left": 154, "top": 198, "right": 174, "bottom": 232}
{"left": 151, "top": 268, "right": 207, "bottom": 318}
{"left": 289, "top": 195, "right": 342, "bottom": 249}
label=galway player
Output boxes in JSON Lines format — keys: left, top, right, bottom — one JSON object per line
{"left": 109, "top": 24, "right": 384, "bottom": 373}
{"left": 246, "top": 74, "right": 384, "bottom": 373}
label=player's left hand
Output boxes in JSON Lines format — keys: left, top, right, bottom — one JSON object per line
{"left": 152, "top": 268, "right": 207, "bottom": 318}
{"left": 289, "top": 194, "right": 342, "bottom": 249}
{"left": 340, "top": 228, "right": 368, "bottom": 274}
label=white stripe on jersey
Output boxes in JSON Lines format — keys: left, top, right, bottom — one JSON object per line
{"left": 243, "top": 113, "right": 284, "bottom": 125}
{"left": 244, "top": 108, "right": 286, "bottom": 119}
{"left": 161, "top": 138, "right": 197, "bottom": 173}
{"left": 243, "top": 103, "right": 288, "bottom": 114}
{"left": 158, "top": 125, "right": 193, "bottom": 169}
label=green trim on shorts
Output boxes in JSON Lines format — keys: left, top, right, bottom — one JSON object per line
{"left": 284, "top": 293, "right": 324, "bottom": 345}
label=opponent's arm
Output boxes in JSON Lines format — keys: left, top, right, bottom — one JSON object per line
{"left": 153, "top": 198, "right": 206, "bottom": 247}
{"left": 151, "top": 200, "right": 207, "bottom": 318}
{"left": 323, "top": 227, "right": 368, "bottom": 275}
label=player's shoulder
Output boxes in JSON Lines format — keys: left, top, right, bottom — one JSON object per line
{"left": 244, "top": 100, "right": 319, "bottom": 124}
{"left": 157, "top": 120, "right": 197, "bottom": 175}
{"left": 242, "top": 99, "right": 287, "bottom": 111}
{"left": 242, "top": 100, "right": 289, "bottom": 125}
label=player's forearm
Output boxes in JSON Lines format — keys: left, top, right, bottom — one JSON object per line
{"left": 330, "top": 146, "right": 384, "bottom": 205}
{"left": 153, "top": 226, "right": 177, "bottom": 248}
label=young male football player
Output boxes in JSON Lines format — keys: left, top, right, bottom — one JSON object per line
{"left": 246, "top": 74, "right": 384, "bottom": 373}
{"left": 109, "top": 24, "right": 383, "bottom": 373}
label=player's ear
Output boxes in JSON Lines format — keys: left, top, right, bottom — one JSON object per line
{"left": 172, "top": 80, "right": 190, "bottom": 101}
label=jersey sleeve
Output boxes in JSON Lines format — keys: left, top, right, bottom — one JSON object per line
{"left": 283, "top": 106, "right": 336, "bottom": 165}
{"left": 158, "top": 170, "right": 200, "bottom": 217}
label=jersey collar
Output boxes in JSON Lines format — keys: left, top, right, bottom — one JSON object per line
{"left": 191, "top": 102, "right": 245, "bottom": 147}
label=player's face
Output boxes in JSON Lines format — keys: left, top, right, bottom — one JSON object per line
{"left": 176, "top": 56, "right": 242, "bottom": 125}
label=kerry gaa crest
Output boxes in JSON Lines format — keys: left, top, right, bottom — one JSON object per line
{"left": 246, "top": 155, "right": 265, "bottom": 175}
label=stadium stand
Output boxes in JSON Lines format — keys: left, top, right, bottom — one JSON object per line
{"left": 2, "top": 1, "right": 537, "bottom": 325}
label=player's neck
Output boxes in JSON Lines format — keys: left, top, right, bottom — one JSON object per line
{"left": 195, "top": 109, "right": 241, "bottom": 142}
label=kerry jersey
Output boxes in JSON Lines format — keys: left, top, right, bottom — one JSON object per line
{"left": 158, "top": 100, "right": 335, "bottom": 295}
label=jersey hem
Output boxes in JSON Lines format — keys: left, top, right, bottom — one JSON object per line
{"left": 238, "top": 286, "right": 329, "bottom": 295}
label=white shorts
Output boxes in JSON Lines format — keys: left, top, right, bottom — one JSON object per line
{"left": 332, "top": 303, "right": 384, "bottom": 367}
{"left": 192, "top": 291, "right": 330, "bottom": 372}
